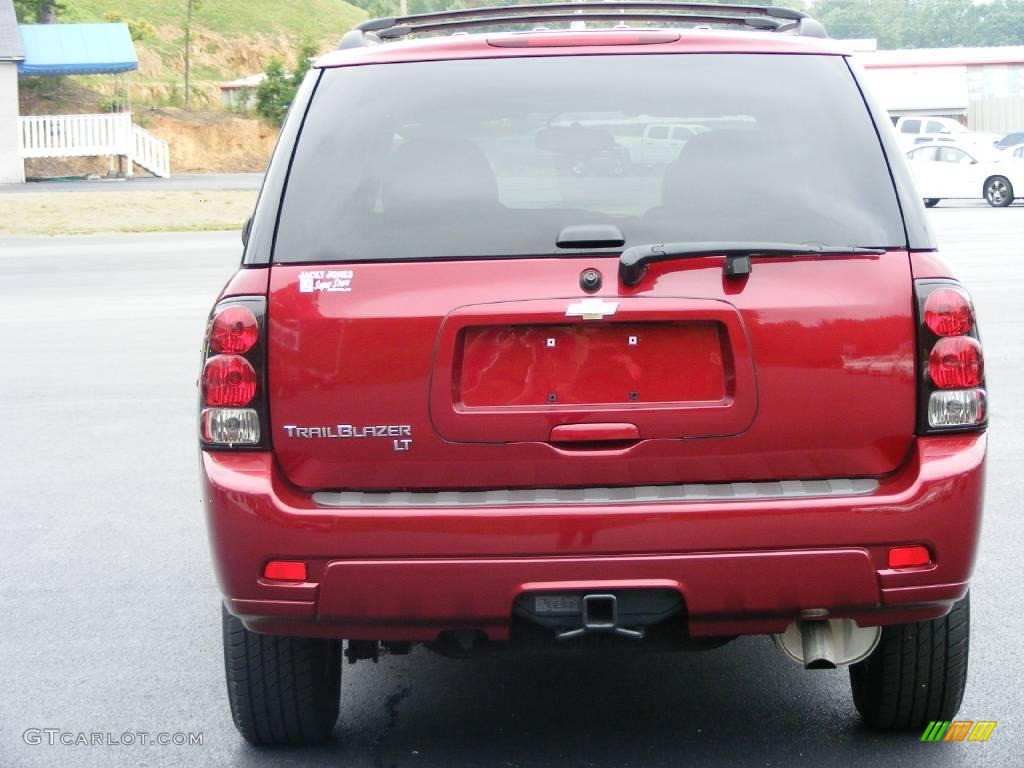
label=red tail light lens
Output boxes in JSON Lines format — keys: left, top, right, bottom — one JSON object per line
{"left": 916, "top": 280, "right": 986, "bottom": 433}
{"left": 210, "top": 305, "right": 259, "bottom": 354}
{"left": 202, "top": 354, "right": 257, "bottom": 406}
{"left": 200, "top": 295, "right": 266, "bottom": 449}
{"left": 929, "top": 337, "right": 983, "bottom": 389}
{"left": 924, "top": 288, "right": 972, "bottom": 337}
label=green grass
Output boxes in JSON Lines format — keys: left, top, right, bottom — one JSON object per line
{"left": 53, "top": 1, "right": 369, "bottom": 105}
{"left": 66, "top": 0, "right": 366, "bottom": 42}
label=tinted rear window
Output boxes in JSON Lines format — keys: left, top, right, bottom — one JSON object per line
{"left": 275, "top": 54, "right": 905, "bottom": 263}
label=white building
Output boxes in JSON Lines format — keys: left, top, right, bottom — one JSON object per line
{"left": 220, "top": 73, "right": 266, "bottom": 113}
{"left": 0, "top": 0, "right": 25, "bottom": 184}
{"left": 856, "top": 45, "right": 1024, "bottom": 131}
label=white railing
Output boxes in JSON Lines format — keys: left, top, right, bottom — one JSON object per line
{"left": 132, "top": 125, "right": 170, "bottom": 178}
{"left": 19, "top": 113, "right": 171, "bottom": 178}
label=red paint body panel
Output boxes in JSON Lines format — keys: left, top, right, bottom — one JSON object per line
{"left": 433, "top": 298, "right": 753, "bottom": 443}
{"left": 315, "top": 30, "right": 847, "bottom": 70}
{"left": 909, "top": 250, "right": 956, "bottom": 280}
{"left": 204, "top": 434, "right": 984, "bottom": 640}
{"left": 218, "top": 266, "right": 269, "bottom": 299}
{"left": 267, "top": 252, "right": 916, "bottom": 490}
{"left": 459, "top": 322, "right": 725, "bottom": 407}
{"left": 316, "top": 550, "right": 880, "bottom": 637}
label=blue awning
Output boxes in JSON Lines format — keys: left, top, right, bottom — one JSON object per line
{"left": 18, "top": 23, "right": 138, "bottom": 76}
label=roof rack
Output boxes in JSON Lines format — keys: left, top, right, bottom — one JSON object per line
{"left": 339, "top": 2, "right": 827, "bottom": 49}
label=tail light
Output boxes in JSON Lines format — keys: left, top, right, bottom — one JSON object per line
{"left": 915, "top": 281, "right": 987, "bottom": 433}
{"left": 200, "top": 297, "right": 267, "bottom": 448}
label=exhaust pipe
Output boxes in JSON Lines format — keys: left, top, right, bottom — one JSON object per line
{"left": 773, "top": 618, "right": 881, "bottom": 669}
{"left": 799, "top": 620, "right": 838, "bottom": 669}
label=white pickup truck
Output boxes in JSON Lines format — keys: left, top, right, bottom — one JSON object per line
{"left": 893, "top": 116, "right": 998, "bottom": 154}
{"left": 618, "top": 123, "right": 706, "bottom": 166}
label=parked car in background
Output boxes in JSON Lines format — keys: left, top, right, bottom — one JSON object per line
{"left": 619, "top": 123, "right": 706, "bottom": 167}
{"left": 906, "top": 142, "right": 1021, "bottom": 207}
{"left": 894, "top": 116, "right": 997, "bottom": 154}
{"left": 895, "top": 116, "right": 968, "bottom": 148}
{"left": 547, "top": 118, "right": 710, "bottom": 172}
{"left": 994, "top": 129, "right": 1024, "bottom": 152}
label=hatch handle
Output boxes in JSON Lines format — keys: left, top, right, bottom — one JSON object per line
{"left": 549, "top": 423, "right": 640, "bottom": 443}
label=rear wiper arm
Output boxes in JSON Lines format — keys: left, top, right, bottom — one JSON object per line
{"left": 618, "top": 241, "right": 886, "bottom": 286}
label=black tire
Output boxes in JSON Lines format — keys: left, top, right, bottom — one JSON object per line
{"left": 924, "top": 198, "right": 940, "bottom": 208}
{"left": 222, "top": 604, "right": 342, "bottom": 746}
{"left": 984, "top": 176, "right": 1014, "bottom": 207}
{"left": 849, "top": 593, "right": 969, "bottom": 730}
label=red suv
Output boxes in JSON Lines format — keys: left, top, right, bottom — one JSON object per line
{"left": 200, "top": 2, "right": 987, "bottom": 746}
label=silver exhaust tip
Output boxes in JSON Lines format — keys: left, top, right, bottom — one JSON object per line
{"left": 773, "top": 618, "right": 881, "bottom": 669}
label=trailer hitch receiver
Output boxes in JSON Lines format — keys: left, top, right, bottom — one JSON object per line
{"left": 557, "top": 594, "right": 645, "bottom": 640}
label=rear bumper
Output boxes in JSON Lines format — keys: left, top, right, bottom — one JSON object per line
{"left": 202, "top": 434, "right": 985, "bottom": 641}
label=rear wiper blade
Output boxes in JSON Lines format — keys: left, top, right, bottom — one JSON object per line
{"left": 618, "top": 241, "right": 886, "bottom": 286}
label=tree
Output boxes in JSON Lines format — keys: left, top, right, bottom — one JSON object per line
{"left": 183, "top": 0, "right": 203, "bottom": 110}
{"left": 255, "top": 44, "right": 317, "bottom": 125}
{"left": 13, "top": 0, "right": 65, "bottom": 23}
{"left": 814, "top": 0, "right": 1024, "bottom": 49}
{"left": 255, "top": 58, "right": 291, "bottom": 124}
{"left": 973, "top": 0, "right": 1024, "bottom": 46}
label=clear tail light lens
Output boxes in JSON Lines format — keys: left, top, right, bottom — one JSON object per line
{"left": 915, "top": 281, "right": 986, "bottom": 434}
{"left": 928, "top": 389, "right": 986, "bottom": 429}
{"left": 202, "top": 407, "right": 261, "bottom": 445}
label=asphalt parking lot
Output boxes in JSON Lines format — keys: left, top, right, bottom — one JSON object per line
{"left": 0, "top": 203, "right": 1021, "bottom": 767}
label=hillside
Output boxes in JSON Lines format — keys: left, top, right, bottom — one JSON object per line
{"left": 56, "top": 0, "right": 367, "bottom": 108}
{"left": 17, "top": 1, "right": 368, "bottom": 174}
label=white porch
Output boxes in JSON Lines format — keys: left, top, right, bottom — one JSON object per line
{"left": 19, "top": 112, "right": 170, "bottom": 178}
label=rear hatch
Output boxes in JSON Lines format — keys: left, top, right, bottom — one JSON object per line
{"left": 265, "top": 50, "right": 915, "bottom": 491}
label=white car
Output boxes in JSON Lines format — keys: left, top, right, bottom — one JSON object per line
{"left": 905, "top": 143, "right": 1022, "bottom": 207}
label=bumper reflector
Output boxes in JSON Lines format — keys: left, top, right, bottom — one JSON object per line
{"left": 927, "top": 389, "right": 985, "bottom": 428}
{"left": 888, "top": 545, "right": 930, "bottom": 569}
{"left": 263, "top": 561, "right": 307, "bottom": 581}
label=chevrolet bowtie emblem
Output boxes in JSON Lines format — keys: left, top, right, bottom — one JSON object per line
{"left": 566, "top": 298, "right": 619, "bottom": 320}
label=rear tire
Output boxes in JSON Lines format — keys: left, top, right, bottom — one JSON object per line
{"left": 984, "top": 176, "right": 1014, "bottom": 207}
{"left": 924, "top": 198, "right": 940, "bottom": 208}
{"left": 849, "top": 593, "right": 969, "bottom": 730}
{"left": 222, "top": 604, "right": 342, "bottom": 746}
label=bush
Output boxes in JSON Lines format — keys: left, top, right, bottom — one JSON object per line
{"left": 255, "top": 44, "right": 318, "bottom": 126}
{"left": 102, "top": 12, "right": 157, "bottom": 42}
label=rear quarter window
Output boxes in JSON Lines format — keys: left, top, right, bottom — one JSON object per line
{"left": 275, "top": 53, "right": 906, "bottom": 263}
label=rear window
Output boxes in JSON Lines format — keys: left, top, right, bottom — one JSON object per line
{"left": 275, "top": 54, "right": 905, "bottom": 263}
